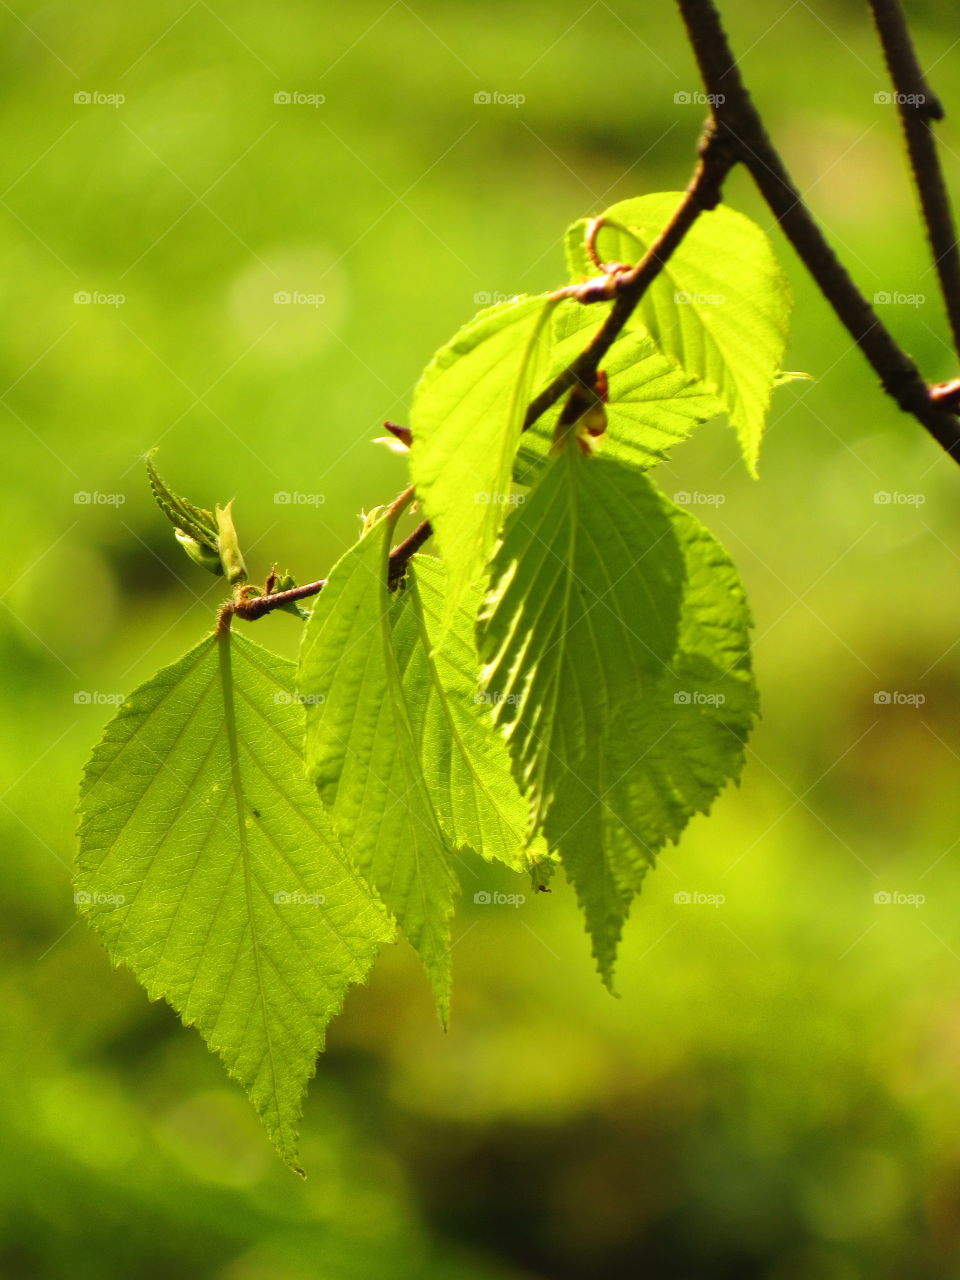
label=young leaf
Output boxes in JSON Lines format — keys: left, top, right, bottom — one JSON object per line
{"left": 146, "top": 451, "right": 248, "bottom": 583}
{"left": 215, "top": 500, "right": 248, "bottom": 585}
{"left": 76, "top": 631, "right": 393, "bottom": 1173}
{"left": 145, "top": 449, "right": 219, "bottom": 552}
{"left": 409, "top": 294, "right": 561, "bottom": 624}
{"left": 479, "top": 450, "right": 757, "bottom": 984}
{"left": 515, "top": 303, "right": 724, "bottom": 487}
{"left": 298, "top": 507, "right": 460, "bottom": 1021}
{"left": 566, "top": 195, "right": 792, "bottom": 472}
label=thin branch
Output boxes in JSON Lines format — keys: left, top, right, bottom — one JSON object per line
{"left": 675, "top": 0, "right": 960, "bottom": 461}
{"left": 229, "top": 486, "right": 419, "bottom": 621}
{"left": 526, "top": 122, "right": 735, "bottom": 428}
{"left": 231, "top": 577, "right": 327, "bottom": 621}
{"left": 868, "top": 0, "right": 960, "bottom": 358}
{"left": 387, "top": 517, "right": 435, "bottom": 588}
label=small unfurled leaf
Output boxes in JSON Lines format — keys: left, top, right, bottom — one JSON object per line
{"left": 76, "top": 631, "right": 393, "bottom": 1172}
{"left": 215, "top": 500, "right": 247, "bottom": 585}
{"left": 174, "top": 527, "right": 223, "bottom": 575}
{"left": 146, "top": 451, "right": 248, "bottom": 584}
{"left": 145, "top": 449, "right": 219, "bottom": 552}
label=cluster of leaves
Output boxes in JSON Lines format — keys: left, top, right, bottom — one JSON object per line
{"left": 75, "top": 194, "right": 793, "bottom": 1170}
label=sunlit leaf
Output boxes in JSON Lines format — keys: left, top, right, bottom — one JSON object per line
{"left": 515, "top": 302, "right": 724, "bottom": 486}
{"left": 76, "top": 632, "right": 393, "bottom": 1172}
{"left": 480, "top": 448, "right": 757, "bottom": 982}
{"left": 566, "top": 195, "right": 792, "bottom": 472}
{"left": 410, "top": 295, "right": 561, "bottom": 623}
{"left": 397, "top": 554, "right": 533, "bottom": 866}
{"left": 298, "top": 506, "right": 460, "bottom": 1020}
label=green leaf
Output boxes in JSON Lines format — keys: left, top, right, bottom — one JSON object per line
{"left": 479, "top": 447, "right": 685, "bottom": 834}
{"left": 396, "top": 554, "right": 531, "bottom": 867}
{"left": 479, "top": 450, "right": 757, "bottom": 984}
{"left": 515, "top": 302, "right": 724, "bottom": 487}
{"left": 409, "top": 294, "right": 560, "bottom": 624}
{"left": 566, "top": 195, "right": 792, "bottom": 472}
{"left": 298, "top": 506, "right": 460, "bottom": 1021}
{"left": 76, "top": 631, "right": 393, "bottom": 1173}
{"left": 145, "top": 450, "right": 219, "bottom": 553}
{"left": 146, "top": 451, "right": 249, "bottom": 583}
{"left": 174, "top": 528, "right": 223, "bottom": 576}
{"left": 214, "top": 500, "right": 248, "bottom": 585}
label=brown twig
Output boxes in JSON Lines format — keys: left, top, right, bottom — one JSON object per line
{"left": 387, "top": 518, "right": 435, "bottom": 588}
{"left": 231, "top": 578, "right": 328, "bottom": 621}
{"left": 675, "top": 0, "right": 960, "bottom": 460}
{"left": 227, "top": 487, "right": 419, "bottom": 621}
{"left": 868, "top": 0, "right": 960, "bottom": 358}
{"left": 527, "top": 122, "right": 734, "bottom": 429}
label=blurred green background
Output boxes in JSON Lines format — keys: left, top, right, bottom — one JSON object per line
{"left": 3, "top": 1, "right": 960, "bottom": 1276}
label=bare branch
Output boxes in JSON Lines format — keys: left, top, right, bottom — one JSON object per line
{"left": 676, "top": 0, "right": 960, "bottom": 461}
{"left": 868, "top": 0, "right": 960, "bottom": 358}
